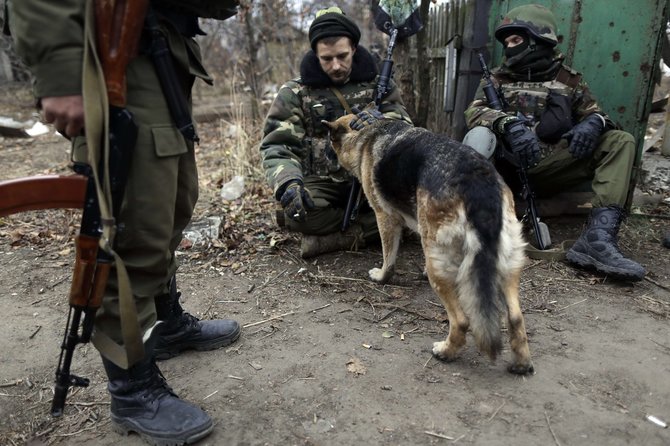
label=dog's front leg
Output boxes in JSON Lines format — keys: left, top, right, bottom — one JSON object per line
{"left": 369, "top": 212, "right": 403, "bottom": 284}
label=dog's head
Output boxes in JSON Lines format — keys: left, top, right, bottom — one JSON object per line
{"left": 321, "top": 113, "right": 362, "bottom": 174}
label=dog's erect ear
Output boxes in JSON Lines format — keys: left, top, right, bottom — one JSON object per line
{"left": 321, "top": 119, "right": 349, "bottom": 145}
{"left": 364, "top": 101, "right": 376, "bottom": 111}
{"left": 321, "top": 119, "right": 336, "bottom": 131}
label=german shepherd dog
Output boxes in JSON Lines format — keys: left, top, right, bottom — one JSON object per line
{"left": 322, "top": 114, "right": 534, "bottom": 374}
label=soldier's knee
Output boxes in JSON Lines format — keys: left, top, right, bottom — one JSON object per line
{"left": 462, "top": 126, "right": 497, "bottom": 160}
{"left": 602, "top": 129, "right": 635, "bottom": 149}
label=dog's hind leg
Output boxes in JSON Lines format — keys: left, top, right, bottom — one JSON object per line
{"left": 425, "top": 258, "right": 469, "bottom": 361}
{"left": 368, "top": 212, "right": 403, "bottom": 284}
{"left": 502, "top": 269, "right": 534, "bottom": 375}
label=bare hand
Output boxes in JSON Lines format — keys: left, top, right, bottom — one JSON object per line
{"left": 41, "top": 95, "right": 85, "bottom": 138}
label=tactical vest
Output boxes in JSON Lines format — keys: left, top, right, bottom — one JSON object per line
{"left": 294, "top": 79, "right": 378, "bottom": 180}
{"left": 499, "top": 67, "right": 581, "bottom": 123}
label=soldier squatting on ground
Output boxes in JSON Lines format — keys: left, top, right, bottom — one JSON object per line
{"left": 259, "top": 7, "right": 412, "bottom": 259}
{"left": 463, "top": 3, "right": 647, "bottom": 281}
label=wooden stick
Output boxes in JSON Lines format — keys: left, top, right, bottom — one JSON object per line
{"left": 424, "top": 431, "right": 454, "bottom": 440}
{"left": 545, "top": 411, "right": 562, "bottom": 446}
{"left": 242, "top": 311, "right": 294, "bottom": 328}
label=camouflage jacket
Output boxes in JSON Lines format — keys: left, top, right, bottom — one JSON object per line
{"left": 260, "top": 46, "right": 412, "bottom": 199}
{"left": 464, "top": 53, "right": 615, "bottom": 147}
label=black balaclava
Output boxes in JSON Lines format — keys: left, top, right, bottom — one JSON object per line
{"left": 501, "top": 30, "right": 559, "bottom": 81}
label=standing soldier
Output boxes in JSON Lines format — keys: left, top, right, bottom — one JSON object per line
{"left": 260, "top": 6, "right": 412, "bottom": 258}
{"left": 464, "top": 3, "right": 646, "bottom": 281}
{"left": 6, "top": 0, "right": 241, "bottom": 443}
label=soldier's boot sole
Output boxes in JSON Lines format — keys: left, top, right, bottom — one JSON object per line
{"left": 565, "top": 249, "right": 644, "bottom": 282}
{"left": 110, "top": 413, "right": 213, "bottom": 446}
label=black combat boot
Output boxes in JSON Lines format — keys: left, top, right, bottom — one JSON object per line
{"left": 154, "top": 276, "right": 240, "bottom": 360}
{"left": 102, "top": 352, "right": 213, "bottom": 445}
{"left": 566, "top": 206, "right": 646, "bottom": 281}
{"left": 662, "top": 231, "right": 670, "bottom": 248}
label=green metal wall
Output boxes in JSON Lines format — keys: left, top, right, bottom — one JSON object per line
{"left": 487, "top": 0, "right": 670, "bottom": 160}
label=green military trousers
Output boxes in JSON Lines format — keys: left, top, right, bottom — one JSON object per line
{"left": 283, "top": 176, "right": 379, "bottom": 240}
{"left": 74, "top": 53, "right": 198, "bottom": 344}
{"left": 527, "top": 129, "right": 636, "bottom": 208}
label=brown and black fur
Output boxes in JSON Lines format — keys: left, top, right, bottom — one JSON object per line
{"left": 323, "top": 114, "right": 533, "bottom": 374}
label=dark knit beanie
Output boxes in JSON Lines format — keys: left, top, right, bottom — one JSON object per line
{"left": 308, "top": 7, "right": 361, "bottom": 51}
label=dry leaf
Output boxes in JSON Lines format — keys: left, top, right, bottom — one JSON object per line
{"left": 346, "top": 357, "right": 366, "bottom": 376}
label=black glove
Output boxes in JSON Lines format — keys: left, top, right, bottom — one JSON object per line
{"left": 279, "top": 180, "right": 315, "bottom": 222}
{"left": 502, "top": 118, "right": 541, "bottom": 169}
{"left": 349, "top": 105, "right": 385, "bottom": 130}
{"left": 562, "top": 113, "right": 604, "bottom": 159}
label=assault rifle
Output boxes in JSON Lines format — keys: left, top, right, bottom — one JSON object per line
{"left": 341, "top": 28, "right": 399, "bottom": 232}
{"left": 477, "top": 53, "right": 550, "bottom": 250}
{"left": 342, "top": 0, "right": 423, "bottom": 231}
{"left": 50, "top": 0, "right": 149, "bottom": 417}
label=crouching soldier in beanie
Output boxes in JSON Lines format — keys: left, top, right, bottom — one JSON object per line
{"left": 463, "top": 3, "right": 646, "bottom": 281}
{"left": 260, "top": 6, "right": 412, "bottom": 258}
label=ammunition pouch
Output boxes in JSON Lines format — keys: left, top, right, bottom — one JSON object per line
{"left": 535, "top": 90, "right": 573, "bottom": 144}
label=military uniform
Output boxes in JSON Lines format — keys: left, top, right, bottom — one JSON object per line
{"left": 7, "top": 0, "right": 240, "bottom": 442}
{"left": 9, "top": 0, "right": 238, "bottom": 347}
{"left": 464, "top": 58, "right": 635, "bottom": 208}
{"left": 463, "top": 3, "right": 645, "bottom": 281}
{"left": 260, "top": 46, "right": 412, "bottom": 239}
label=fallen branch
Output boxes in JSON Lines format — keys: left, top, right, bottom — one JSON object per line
{"left": 487, "top": 401, "right": 506, "bottom": 422}
{"left": 424, "top": 430, "right": 454, "bottom": 440}
{"left": 242, "top": 311, "right": 295, "bottom": 328}
{"left": 372, "top": 302, "right": 435, "bottom": 321}
{"left": 307, "top": 303, "right": 331, "bottom": 313}
{"left": 644, "top": 276, "right": 670, "bottom": 292}
{"left": 556, "top": 298, "right": 587, "bottom": 312}
{"left": 545, "top": 411, "right": 562, "bottom": 446}
{"left": 67, "top": 401, "right": 110, "bottom": 407}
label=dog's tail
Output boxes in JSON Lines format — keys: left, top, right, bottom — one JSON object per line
{"left": 457, "top": 183, "right": 506, "bottom": 360}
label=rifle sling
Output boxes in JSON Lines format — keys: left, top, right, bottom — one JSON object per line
{"left": 525, "top": 239, "right": 575, "bottom": 261}
{"left": 83, "top": 0, "right": 145, "bottom": 369}
{"left": 329, "top": 88, "right": 353, "bottom": 114}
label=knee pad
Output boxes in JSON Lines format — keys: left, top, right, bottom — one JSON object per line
{"left": 462, "top": 126, "right": 497, "bottom": 160}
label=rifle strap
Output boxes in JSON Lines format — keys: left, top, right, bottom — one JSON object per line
{"left": 83, "top": 0, "right": 144, "bottom": 369}
{"left": 329, "top": 88, "right": 353, "bottom": 114}
{"left": 525, "top": 239, "right": 576, "bottom": 261}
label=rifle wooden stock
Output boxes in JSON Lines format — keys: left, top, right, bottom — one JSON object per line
{"left": 94, "top": 0, "right": 150, "bottom": 107}
{"left": 69, "top": 234, "right": 110, "bottom": 309}
{"left": 0, "top": 175, "right": 86, "bottom": 218}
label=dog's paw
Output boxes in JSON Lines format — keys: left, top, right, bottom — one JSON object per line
{"left": 432, "top": 341, "right": 458, "bottom": 362}
{"left": 507, "top": 362, "right": 535, "bottom": 375}
{"left": 369, "top": 268, "right": 390, "bottom": 284}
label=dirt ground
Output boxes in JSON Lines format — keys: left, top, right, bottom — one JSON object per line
{"left": 1, "top": 84, "right": 669, "bottom": 446}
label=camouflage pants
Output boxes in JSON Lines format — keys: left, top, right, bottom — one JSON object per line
{"left": 73, "top": 54, "right": 197, "bottom": 344}
{"left": 282, "top": 177, "right": 379, "bottom": 240}
{"left": 527, "top": 130, "right": 636, "bottom": 208}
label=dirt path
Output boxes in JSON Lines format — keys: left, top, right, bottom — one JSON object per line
{"left": 1, "top": 102, "right": 669, "bottom": 446}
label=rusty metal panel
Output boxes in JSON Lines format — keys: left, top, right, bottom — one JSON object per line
{"left": 488, "top": 0, "right": 670, "bottom": 160}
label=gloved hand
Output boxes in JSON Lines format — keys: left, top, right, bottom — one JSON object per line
{"left": 349, "top": 105, "right": 385, "bottom": 131}
{"left": 502, "top": 118, "right": 541, "bottom": 169}
{"left": 562, "top": 113, "right": 605, "bottom": 159}
{"left": 279, "top": 180, "right": 315, "bottom": 222}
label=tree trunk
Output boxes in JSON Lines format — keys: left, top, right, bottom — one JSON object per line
{"left": 240, "top": 0, "right": 261, "bottom": 122}
{"left": 414, "top": 0, "right": 432, "bottom": 128}
{"left": 393, "top": 39, "right": 416, "bottom": 123}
